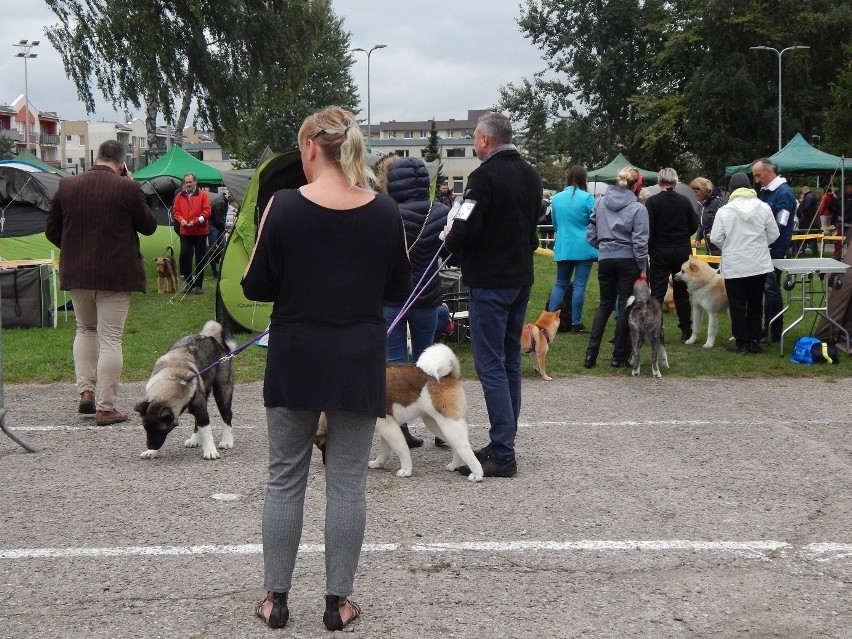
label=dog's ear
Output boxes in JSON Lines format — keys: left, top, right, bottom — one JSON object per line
{"left": 134, "top": 400, "right": 149, "bottom": 415}
{"left": 553, "top": 309, "right": 561, "bottom": 318}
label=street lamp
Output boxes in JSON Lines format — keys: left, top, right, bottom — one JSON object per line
{"left": 351, "top": 44, "right": 387, "bottom": 150}
{"left": 749, "top": 45, "right": 810, "bottom": 152}
{"left": 13, "top": 39, "right": 39, "bottom": 154}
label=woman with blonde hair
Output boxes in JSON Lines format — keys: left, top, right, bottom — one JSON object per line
{"left": 690, "top": 176, "right": 727, "bottom": 256}
{"left": 242, "top": 106, "right": 411, "bottom": 631}
{"left": 583, "top": 167, "right": 649, "bottom": 368}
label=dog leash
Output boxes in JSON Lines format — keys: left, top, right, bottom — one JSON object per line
{"left": 386, "top": 242, "right": 452, "bottom": 336}
{"left": 188, "top": 331, "right": 269, "bottom": 380}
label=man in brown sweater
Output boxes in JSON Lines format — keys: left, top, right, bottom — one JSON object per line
{"left": 45, "top": 140, "right": 157, "bottom": 425}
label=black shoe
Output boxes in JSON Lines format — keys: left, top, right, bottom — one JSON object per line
{"left": 735, "top": 345, "right": 753, "bottom": 355}
{"left": 610, "top": 357, "right": 628, "bottom": 368}
{"left": 748, "top": 341, "right": 763, "bottom": 354}
{"left": 583, "top": 350, "right": 597, "bottom": 368}
{"left": 458, "top": 455, "right": 517, "bottom": 478}
{"left": 473, "top": 443, "right": 493, "bottom": 462}
{"left": 434, "top": 437, "right": 448, "bottom": 448}
{"left": 680, "top": 329, "right": 692, "bottom": 342}
{"left": 571, "top": 323, "right": 588, "bottom": 333}
{"left": 194, "top": 286, "right": 203, "bottom": 295}
{"left": 400, "top": 424, "right": 423, "bottom": 448}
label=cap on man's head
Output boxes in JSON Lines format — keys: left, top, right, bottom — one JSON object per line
{"left": 728, "top": 172, "right": 751, "bottom": 191}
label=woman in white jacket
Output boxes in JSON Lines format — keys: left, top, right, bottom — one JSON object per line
{"left": 710, "top": 172, "right": 780, "bottom": 354}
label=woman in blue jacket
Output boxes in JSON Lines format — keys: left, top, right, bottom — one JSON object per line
{"left": 546, "top": 165, "right": 597, "bottom": 332}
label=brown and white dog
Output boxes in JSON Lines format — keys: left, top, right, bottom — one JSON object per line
{"left": 155, "top": 245, "right": 179, "bottom": 294}
{"left": 317, "top": 343, "right": 483, "bottom": 481}
{"left": 520, "top": 310, "right": 561, "bottom": 380}
{"left": 135, "top": 320, "right": 234, "bottom": 460}
{"left": 675, "top": 256, "right": 729, "bottom": 348}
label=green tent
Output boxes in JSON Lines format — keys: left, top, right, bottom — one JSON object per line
{"left": 133, "top": 146, "right": 223, "bottom": 185}
{"left": 218, "top": 150, "right": 306, "bottom": 332}
{"left": 724, "top": 133, "right": 851, "bottom": 177}
{"left": 587, "top": 152, "right": 658, "bottom": 184}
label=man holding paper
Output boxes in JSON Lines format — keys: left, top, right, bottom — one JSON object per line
{"left": 444, "top": 112, "right": 542, "bottom": 478}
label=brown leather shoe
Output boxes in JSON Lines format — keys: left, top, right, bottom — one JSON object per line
{"left": 95, "top": 409, "right": 128, "bottom": 426}
{"left": 78, "top": 390, "right": 96, "bottom": 415}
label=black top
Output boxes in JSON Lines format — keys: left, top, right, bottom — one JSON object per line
{"left": 646, "top": 189, "right": 699, "bottom": 249}
{"left": 444, "top": 148, "right": 542, "bottom": 288}
{"left": 241, "top": 189, "right": 411, "bottom": 416}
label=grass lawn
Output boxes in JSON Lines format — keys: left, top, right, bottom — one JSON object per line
{"left": 2, "top": 253, "right": 848, "bottom": 383}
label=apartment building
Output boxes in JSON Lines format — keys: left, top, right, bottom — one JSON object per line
{"left": 0, "top": 95, "right": 62, "bottom": 167}
{"left": 367, "top": 109, "right": 489, "bottom": 195}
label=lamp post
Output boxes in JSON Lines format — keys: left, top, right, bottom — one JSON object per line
{"left": 749, "top": 45, "right": 810, "bottom": 152}
{"left": 13, "top": 39, "right": 39, "bottom": 154}
{"left": 351, "top": 44, "right": 387, "bottom": 151}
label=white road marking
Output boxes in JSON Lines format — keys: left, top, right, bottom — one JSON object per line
{"left": 14, "top": 423, "right": 255, "bottom": 432}
{"left": 1, "top": 540, "right": 848, "bottom": 561}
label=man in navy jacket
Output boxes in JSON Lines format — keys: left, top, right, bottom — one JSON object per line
{"left": 445, "top": 112, "right": 542, "bottom": 478}
{"left": 752, "top": 158, "right": 796, "bottom": 342}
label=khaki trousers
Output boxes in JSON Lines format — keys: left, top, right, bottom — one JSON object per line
{"left": 70, "top": 290, "right": 131, "bottom": 412}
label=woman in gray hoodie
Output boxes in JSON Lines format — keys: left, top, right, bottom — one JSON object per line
{"left": 584, "top": 167, "right": 650, "bottom": 368}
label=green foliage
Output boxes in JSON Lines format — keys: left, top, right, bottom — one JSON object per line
{"left": 44, "top": 0, "right": 328, "bottom": 158}
{"left": 227, "top": 8, "right": 359, "bottom": 166}
{"left": 502, "top": 0, "right": 852, "bottom": 182}
{"left": 420, "top": 120, "right": 446, "bottom": 186}
{"left": 0, "top": 135, "right": 15, "bottom": 159}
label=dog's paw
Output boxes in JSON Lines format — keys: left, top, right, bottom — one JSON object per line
{"left": 218, "top": 438, "right": 234, "bottom": 450}
{"left": 395, "top": 468, "right": 412, "bottom": 478}
{"left": 368, "top": 460, "right": 383, "bottom": 469}
{"left": 202, "top": 448, "right": 221, "bottom": 460}
{"left": 653, "top": 370, "right": 663, "bottom": 379}
{"left": 631, "top": 369, "right": 640, "bottom": 376}
{"left": 139, "top": 449, "right": 159, "bottom": 460}
{"left": 467, "top": 472, "right": 483, "bottom": 482}
{"left": 684, "top": 336, "right": 697, "bottom": 345}
{"left": 702, "top": 342, "right": 714, "bottom": 348}
{"left": 542, "top": 374, "right": 552, "bottom": 381}
{"left": 184, "top": 436, "right": 200, "bottom": 448}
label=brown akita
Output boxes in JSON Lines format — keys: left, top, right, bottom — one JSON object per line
{"left": 520, "top": 309, "right": 561, "bottom": 381}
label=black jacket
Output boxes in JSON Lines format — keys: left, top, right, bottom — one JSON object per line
{"left": 445, "top": 148, "right": 542, "bottom": 288}
{"left": 382, "top": 157, "right": 450, "bottom": 307}
{"left": 646, "top": 189, "right": 699, "bottom": 250}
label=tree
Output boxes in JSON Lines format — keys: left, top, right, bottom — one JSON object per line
{"left": 227, "top": 9, "right": 358, "bottom": 166}
{"left": 45, "top": 0, "right": 327, "bottom": 159}
{"left": 0, "top": 135, "right": 15, "bottom": 160}
{"left": 421, "top": 119, "right": 446, "bottom": 185}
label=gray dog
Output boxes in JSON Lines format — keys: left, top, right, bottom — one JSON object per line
{"left": 135, "top": 320, "right": 235, "bottom": 460}
{"left": 626, "top": 277, "right": 669, "bottom": 378}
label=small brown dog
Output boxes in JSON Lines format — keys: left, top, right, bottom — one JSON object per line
{"left": 520, "top": 310, "right": 561, "bottom": 380}
{"left": 663, "top": 276, "right": 677, "bottom": 314}
{"left": 155, "top": 245, "right": 179, "bottom": 294}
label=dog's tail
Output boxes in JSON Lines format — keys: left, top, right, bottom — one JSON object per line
{"left": 165, "top": 244, "right": 174, "bottom": 257}
{"left": 200, "top": 320, "right": 236, "bottom": 351}
{"left": 416, "top": 343, "right": 461, "bottom": 380}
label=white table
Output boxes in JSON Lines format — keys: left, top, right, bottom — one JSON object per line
{"left": 771, "top": 258, "right": 850, "bottom": 356}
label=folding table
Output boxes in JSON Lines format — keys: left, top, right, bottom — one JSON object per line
{"left": 770, "top": 258, "right": 850, "bottom": 356}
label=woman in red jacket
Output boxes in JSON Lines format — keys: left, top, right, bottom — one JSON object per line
{"left": 172, "top": 172, "right": 211, "bottom": 294}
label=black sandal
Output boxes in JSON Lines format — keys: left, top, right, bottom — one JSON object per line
{"left": 323, "top": 594, "right": 361, "bottom": 631}
{"left": 255, "top": 591, "right": 289, "bottom": 629}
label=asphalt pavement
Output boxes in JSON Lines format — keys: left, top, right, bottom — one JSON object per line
{"left": 1, "top": 375, "right": 850, "bottom": 638}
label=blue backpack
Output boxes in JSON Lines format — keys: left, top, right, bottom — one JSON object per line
{"left": 790, "top": 336, "right": 839, "bottom": 365}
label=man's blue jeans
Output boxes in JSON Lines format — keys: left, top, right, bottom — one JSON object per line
{"left": 468, "top": 286, "right": 531, "bottom": 460}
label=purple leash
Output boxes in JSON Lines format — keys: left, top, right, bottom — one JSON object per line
{"left": 386, "top": 243, "right": 450, "bottom": 336}
{"left": 190, "top": 331, "right": 269, "bottom": 380}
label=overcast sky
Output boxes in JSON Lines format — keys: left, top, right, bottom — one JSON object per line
{"left": 0, "top": 1, "right": 547, "bottom": 127}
